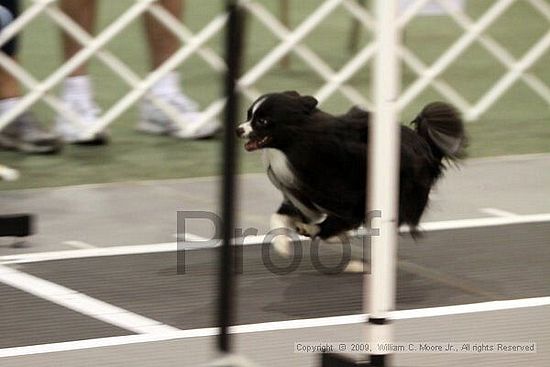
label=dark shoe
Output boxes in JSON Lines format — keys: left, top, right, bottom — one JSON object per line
{"left": 0, "top": 112, "right": 62, "bottom": 154}
{"left": 71, "top": 131, "right": 110, "bottom": 146}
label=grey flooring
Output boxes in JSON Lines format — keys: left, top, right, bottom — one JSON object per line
{"left": 0, "top": 154, "right": 549, "bottom": 366}
{"left": 0, "top": 154, "right": 549, "bottom": 253}
{"left": 1, "top": 306, "right": 548, "bottom": 367}
{"left": 2, "top": 221, "right": 546, "bottom": 344}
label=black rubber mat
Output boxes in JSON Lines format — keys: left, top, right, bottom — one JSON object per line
{"left": 13, "top": 222, "right": 550, "bottom": 335}
{"left": 0, "top": 284, "right": 131, "bottom": 348}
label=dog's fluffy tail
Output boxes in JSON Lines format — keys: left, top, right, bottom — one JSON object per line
{"left": 411, "top": 102, "right": 467, "bottom": 161}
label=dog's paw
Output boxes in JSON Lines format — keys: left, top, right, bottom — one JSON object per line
{"left": 343, "top": 260, "right": 370, "bottom": 273}
{"left": 295, "top": 222, "right": 320, "bottom": 237}
{"left": 272, "top": 235, "right": 292, "bottom": 258}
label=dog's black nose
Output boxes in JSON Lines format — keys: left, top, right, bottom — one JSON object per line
{"left": 236, "top": 127, "right": 245, "bottom": 137}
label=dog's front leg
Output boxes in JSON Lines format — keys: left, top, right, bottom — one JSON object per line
{"left": 295, "top": 222, "right": 320, "bottom": 237}
{"left": 269, "top": 200, "right": 305, "bottom": 258}
{"left": 270, "top": 213, "right": 298, "bottom": 258}
{"left": 294, "top": 215, "right": 353, "bottom": 240}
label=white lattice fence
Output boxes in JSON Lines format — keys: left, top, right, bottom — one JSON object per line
{"left": 0, "top": 0, "right": 549, "bottom": 139}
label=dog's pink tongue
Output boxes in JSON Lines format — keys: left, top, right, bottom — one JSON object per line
{"left": 245, "top": 141, "right": 259, "bottom": 151}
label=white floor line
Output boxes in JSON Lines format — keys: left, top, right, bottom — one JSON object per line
{"left": 2, "top": 212, "right": 550, "bottom": 265}
{"left": 0, "top": 243, "right": 176, "bottom": 265}
{"left": 391, "top": 296, "right": 550, "bottom": 319}
{"left": 479, "top": 207, "right": 519, "bottom": 218}
{"left": 63, "top": 240, "right": 96, "bottom": 249}
{"left": 414, "top": 212, "right": 550, "bottom": 231}
{"left": 1, "top": 295, "right": 549, "bottom": 358}
{"left": 0, "top": 265, "right": 179, "bottom": 335}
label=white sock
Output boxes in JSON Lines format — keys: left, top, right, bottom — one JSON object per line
{"left": 150, "top": 72, "right": 181, "bottom": 97}
{"left": 62, "top": 75, "right": 94, "bottom": 100}
{"left": 0, "top": 97, "right": 20, "bottom": 115}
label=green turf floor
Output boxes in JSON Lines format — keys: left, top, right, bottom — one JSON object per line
{"left": 1, "top": 0, "right": 549, "bottom": 190}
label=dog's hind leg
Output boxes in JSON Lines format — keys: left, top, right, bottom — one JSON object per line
{"left": 315, "top": 218, "right": 369, "bottom": 273}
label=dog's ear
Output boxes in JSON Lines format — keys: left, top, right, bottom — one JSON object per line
{"left": 283, "top": 90, "right": 300, "bottom": 98}
{"left": 300, "top": 95, "right": 318, "bottom": 112}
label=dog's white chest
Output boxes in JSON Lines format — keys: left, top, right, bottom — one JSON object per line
{"left": 262, "top": 149, "right": 325, "bottom": 223}
{"left": 262, "top": 149, "right": 296, "bottom": 189}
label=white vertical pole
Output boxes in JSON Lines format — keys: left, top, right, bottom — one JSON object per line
{"left": 367, "top": 0, "right": 400, "bottom": 366}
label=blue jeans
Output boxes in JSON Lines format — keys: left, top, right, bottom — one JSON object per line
{"left": 0, "top": 0, "right": 19, "bottom": 56}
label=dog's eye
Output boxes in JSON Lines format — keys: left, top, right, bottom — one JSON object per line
{"left": 257, "top": 118, "right": 269, "bottom": 127}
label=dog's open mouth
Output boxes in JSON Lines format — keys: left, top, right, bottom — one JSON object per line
{"left": 245, "top": 136, "right": 272, "bottom": 151}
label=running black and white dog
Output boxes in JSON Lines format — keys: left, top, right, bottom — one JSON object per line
{"left": 237, "top": 91, "right": 466, "bottom": 254}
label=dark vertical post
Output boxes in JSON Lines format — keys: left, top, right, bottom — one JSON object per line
{"left": 218, "top": 0, "right": 244, "bottom": 354}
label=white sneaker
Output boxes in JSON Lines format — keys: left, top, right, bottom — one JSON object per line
{"left": 55, "top": 96, "right": 109, "bottom": 145}
{"left": 138, "top": 92, "right": 220, "bottom": 139}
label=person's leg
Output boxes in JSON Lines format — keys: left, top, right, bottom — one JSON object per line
{"left": 60, "top": 0, "right": 96, "bottom": 77}
{"left": 56, "top": 0, "right": 107, "bottom": 144}
{"left": 1, "top": 0, "right": 21, "bottom": 100}
{"left": 0, "top": 0, "right": 61, "bottom": 153}
{"left": 0, "top": 61, "right": 20, "bottom": 100}
{"left": 143, "top": 0, "right": 182, "bottom": 69}
{"left": 139, "top": 0, "right": 220, "bottom": 139}
{"left": 142, "top": 0, "right": 186, "bottom": 100}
